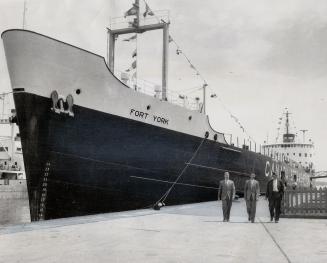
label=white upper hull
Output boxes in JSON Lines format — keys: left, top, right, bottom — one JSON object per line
{"left": 2, "top": 29, "right": 227, "bottom": 144}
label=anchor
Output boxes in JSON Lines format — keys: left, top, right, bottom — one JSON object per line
{"left": 50, "top": 90, "right": 74, "bottom": 117}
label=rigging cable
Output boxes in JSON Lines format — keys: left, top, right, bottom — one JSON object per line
{"left": 153, "top": 134, "right": 207, "bottom": 210}
{"left": 141, "top": 0, "right": 257, "bottom": 145}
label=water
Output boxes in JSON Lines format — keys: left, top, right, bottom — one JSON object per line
{"left": 0, "top": 198, "right": 30, "bottom": 226}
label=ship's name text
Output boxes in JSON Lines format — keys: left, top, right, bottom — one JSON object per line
{"left": 130, "top": 109, "right": 169, "bottom": 125}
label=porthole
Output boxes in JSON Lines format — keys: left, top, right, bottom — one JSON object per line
{"left": 146, "top": 105, "right": 151, "bottom": 110}
{"left": 76, "top": 89, "right": 81, "bottom": 95}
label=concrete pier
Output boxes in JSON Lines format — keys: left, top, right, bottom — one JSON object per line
{"left": 0, "top": 179, "right": 28, "bottom": 199}
{"left": 1, "top": 197, "right": 327, "bottom": 263}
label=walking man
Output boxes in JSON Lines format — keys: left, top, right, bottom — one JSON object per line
{"left": 218, "top": 172, "right": 235, "bottom": 222}
{"left": 266, "top": 172, "right": 284, "bottom": 223}
{"left": 244, "top": 173, "right": 260, "bottom": 223}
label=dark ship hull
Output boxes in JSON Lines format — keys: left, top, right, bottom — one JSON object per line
{"left": 14, "top": 92, "right": 273, "bottom": 220}
{"left": 2, "top": 30, "right": 310, "bottom": 221}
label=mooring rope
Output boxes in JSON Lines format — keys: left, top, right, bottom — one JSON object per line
{"left": 153, "top": 136, "right": 207, "bottom": 209}
{"left": 185, "top": 163, "right": 251, "bottom": 176}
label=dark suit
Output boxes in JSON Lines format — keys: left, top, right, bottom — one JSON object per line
{"left": 244, "top": 179, "right": 260, "bottom": 222}
{"left": 218, "top": 179, "right": 235, "bottom": 221}
{"left": 266, "top": 179, "right": 284, "bottom": 221}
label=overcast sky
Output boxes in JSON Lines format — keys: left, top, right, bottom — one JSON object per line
{"left": 0, "top": 0, "right": 326, "bottom": 171}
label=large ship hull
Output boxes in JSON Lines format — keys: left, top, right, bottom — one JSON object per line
{"left": 2, "top": 30, "right": 311, "bottom": 221}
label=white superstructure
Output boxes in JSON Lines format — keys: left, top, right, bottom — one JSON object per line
{"left": 262, "top": 111, "right": 314, "bottom": 173}
{"left": 0, "top": 107, "right": 25, "bottom": 179}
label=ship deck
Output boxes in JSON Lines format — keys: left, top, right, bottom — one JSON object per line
{"left": 1, "top": 197, "right": 326, "bottom": 263}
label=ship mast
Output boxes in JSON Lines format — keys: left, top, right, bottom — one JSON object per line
{"left": 300, "top": 129, "right": 308, "bottom": 143}
{"left": 107, "top": 0, "right": 169, "bottom": 100}
{"left": 285, "top": 110, "right": 290, "bottom": 135}
{"left": 22, "top": 0, "right": 27, "bottom": 29}
{"left": 283, "top": 109, "right": 295, "bottom": 143}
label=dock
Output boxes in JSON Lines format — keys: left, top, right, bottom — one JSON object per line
{"left": 1, "top": 197, "right": 327, "bottom": 263}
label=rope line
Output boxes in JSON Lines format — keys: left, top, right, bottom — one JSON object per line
{"left": 141, "top": 0, "right": 257, "bottom": 145}
{"left": 49, "top": 150, "right": 163, "bottom": 175}
{"left": 40, "top": 174, "right": 218, "bottom": 192}
{"left": 185, "top": 162, "right": 251, "bottom": 177}
{"left": 0, "top": 91, "right": 14, "bottom": 96}
{"left": 130, "top": 175, "right": 218, "bottom": 190}
{"left": 153, "top": 136, "right": 207, "bottom": 207}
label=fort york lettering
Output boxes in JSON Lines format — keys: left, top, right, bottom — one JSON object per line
{"left": 130, "top": 108, "right": 169, "bottom": 125}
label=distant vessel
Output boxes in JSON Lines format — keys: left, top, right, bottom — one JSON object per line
{"left": 1, "top": 1, "right": 313, "bottom": 221}
{"left": 263, "top": 110, "right": 315, "bottom": 189}
{"left": 0, "top": 107, "right": 25, "bottom": 179}
{"left": 0, "top": 104, "right": 27, "bottom": 199}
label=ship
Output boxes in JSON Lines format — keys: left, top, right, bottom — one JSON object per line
{"left": 0, "top": 106, "right": 25, "bottom": 178}
{"left": 262, "top": 110, "right": 315, "bottom": 189}
{"left": 1, "top": 1, "right": 313, "bottom": 221}
{"left": 0, "top": 106, "right": 27, "bottom": 199}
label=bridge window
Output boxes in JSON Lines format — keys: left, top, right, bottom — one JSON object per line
{"left": 305, "top": 153, "right": 307, "bottom": 157}
{"left": 299, "top": 153, "right": 301, "bottom": 157}
{"left": 0, "top": 147, "right": 8, "bottom": 152}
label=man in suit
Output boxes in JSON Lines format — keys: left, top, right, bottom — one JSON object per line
{"left": 244, "top": 173, "right": 260, "bottom": 223}
{"left": 266, "top": 172, "right": 284, "bottom": 223}
{"left": 218, "top": 172, "right": 235, "bottom": 222}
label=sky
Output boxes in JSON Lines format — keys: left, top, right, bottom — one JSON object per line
{"left": 0, "top": 0, "right": 326, "bottom": 172}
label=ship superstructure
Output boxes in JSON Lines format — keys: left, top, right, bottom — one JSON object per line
{"left": 263, "top": 110, "right": 314, "bottom": 171}
{"left": 262, "top": 110, "right": 314, "bottom": 187}
{"left": 0, "top": 104, "right": 25, "bottom": 179}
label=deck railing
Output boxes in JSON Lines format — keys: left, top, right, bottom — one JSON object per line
{"left": 282, "top": 188, "right": 327, "bottom": 218}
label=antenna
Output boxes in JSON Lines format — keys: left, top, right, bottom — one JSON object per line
{"left": 202, "top": 83, "right": 207, "bottom": 114}
{"left": 22, "top": 0, "right": 27, "bottom": 29}
{"left": 266, "top": 132, "right": 269, "bottom": 144}
{"left": 300, "top": 129, "right": 308, "bottom": 143}
{"left": 0, "top": 94, "right": 5, "bottom": 121}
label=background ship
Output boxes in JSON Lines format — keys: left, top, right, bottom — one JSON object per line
{"left": 0, "top": 99, "right": 27, "bottom": 199}
{"left": 1, "top": 1, "right": 313, "bottom": 221}
{"left": 263, "top": 110, "right": 315, "bottom": 189}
